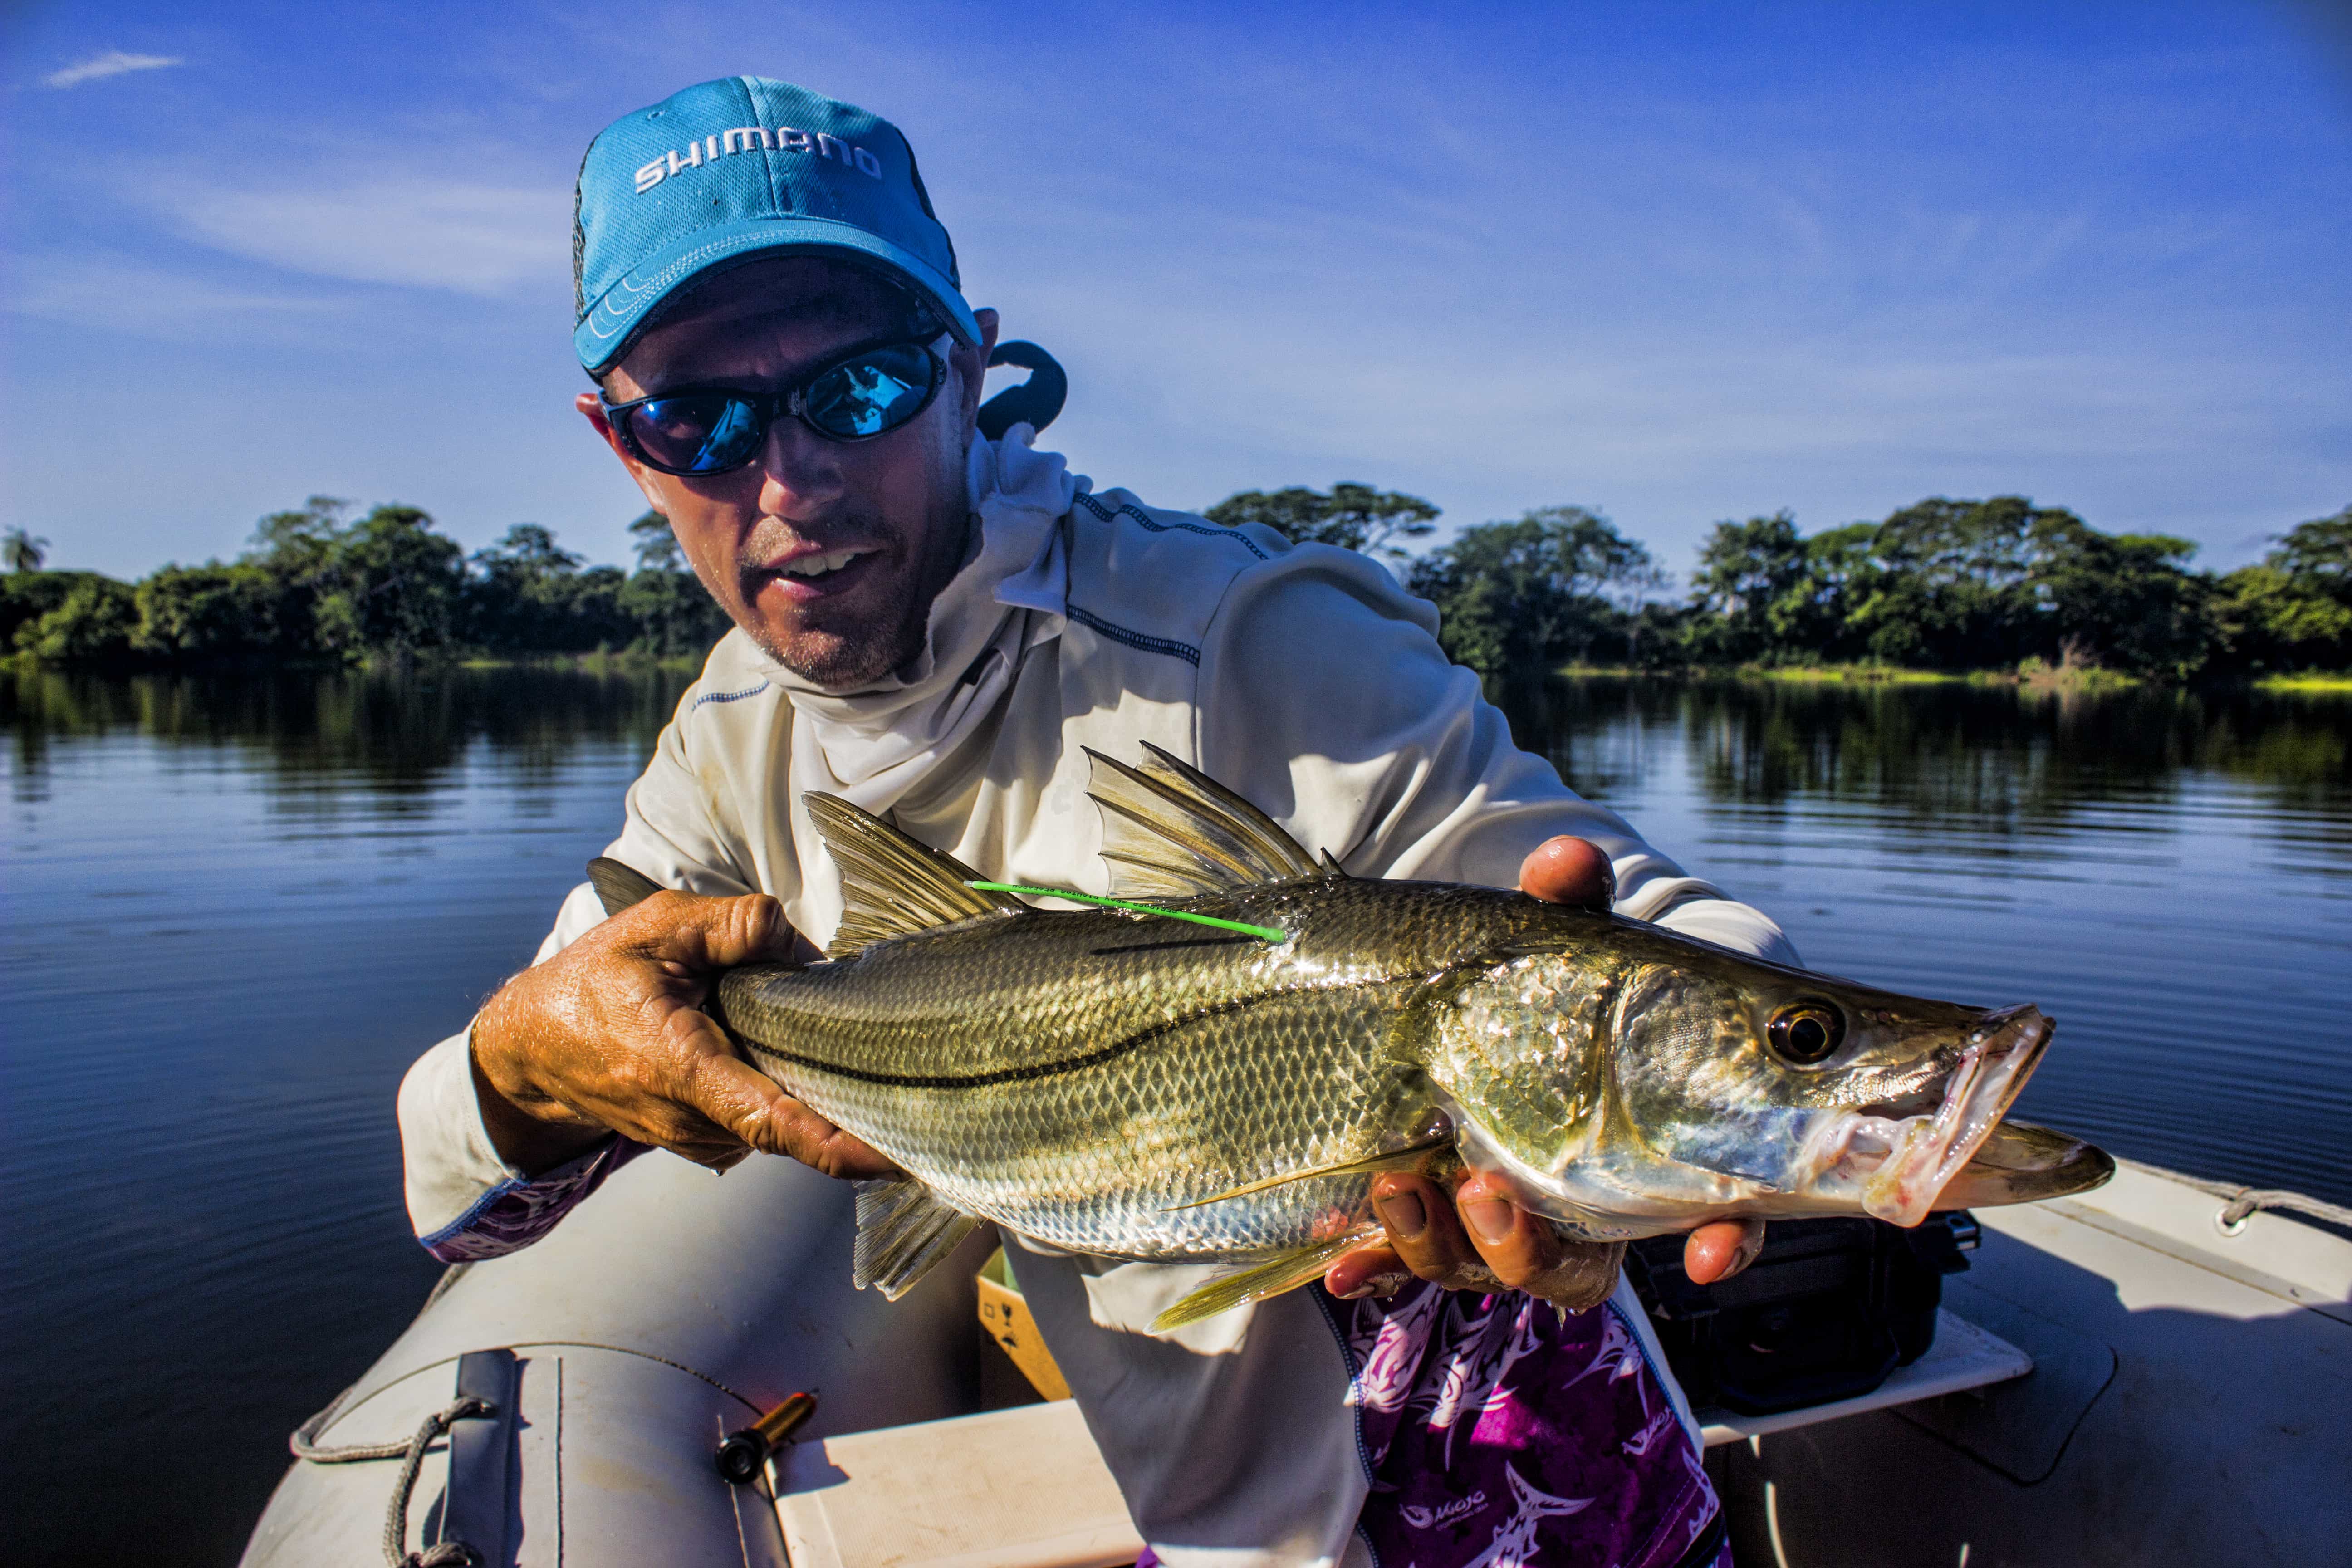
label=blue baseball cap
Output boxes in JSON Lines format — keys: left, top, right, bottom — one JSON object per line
{"left": 571, "top": 76, "right": 980, "bottom": 372}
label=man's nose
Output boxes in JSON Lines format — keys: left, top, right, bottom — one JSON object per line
{"left": 755, "top": 415, "right": 847, "bottom": 519}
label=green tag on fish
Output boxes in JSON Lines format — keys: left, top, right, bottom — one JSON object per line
{"left": 964, "top": 882, "right": 1289, "bottom": 943}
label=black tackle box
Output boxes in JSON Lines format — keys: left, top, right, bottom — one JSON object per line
{"left": 1622, "top": 1212, "right": 1978, "bottom": 1415}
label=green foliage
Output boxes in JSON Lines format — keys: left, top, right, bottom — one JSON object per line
{"left": 308, "top": 504, "right": 466, "bottom": 658}
{"left": 3, "top": 571, "right": 86, "bottom": 649}
{"left": 1667, "top": 495, "right": 2304, "bottom": 680}
{"left": 133, "top": 562, "right": 283, "bottom": 658}
{"left": 628, "top": 509, "right": 685, "bottom": 571}
{"left": 1405, "top": 507, "right": 1658, "bottom": 675}
{"left": 2209, "top": 505, "right": 2352, "bottom": 674}
{"left": 17, "top": 487, "right": 2347, "bottom": 683}
{"left": 466, "top": 523, "right": 632, "bottom": 651}
{"left": 12, "top": 574, "right": 138, "bottom": 664}
{"left": 2024, "top": 517, "right": 2214, "bottom": 679}
{"left": 5, "top": 527, "right": 51, "bottom": 573}
{"left": 616, "top": 512, "right": 732, "bottom": 655}
{"left": 2266, "top": 505, "right": 2352, "bottom": 597}
{"left": 15, "top": 499, "right": 735, "bottom": 668}
{"left": 1204, "top": 482, "right": 1440, "bottom": 558}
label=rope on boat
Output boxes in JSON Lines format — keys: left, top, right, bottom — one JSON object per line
{"left": 2116, "top": 1158, "right": 2352, "bottom": 1238}
{"left": 2217, "top": 1189, "right": 2352, "bottom": 1235}
{"left": 289, "top": 1387, "right": 491, "bottom": 1567}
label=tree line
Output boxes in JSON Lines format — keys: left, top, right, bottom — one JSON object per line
{"left": 1207, "top": 486, "right": 2350, "bottom": 681}
{"left": 0, "top": 499, "right": 729, "bottom": 668}
{"left": 5, "top": 488, "right": 2347, "bottom": 681}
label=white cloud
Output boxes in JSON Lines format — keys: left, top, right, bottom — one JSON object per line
{"left": 160, "top": 181, "right": 573, "bottom": 296}
{"left": 44, "top": 51, "right": 182, "bottom": 89}
{"left": 5, "top": 253, "right": 344, "bottom": 338}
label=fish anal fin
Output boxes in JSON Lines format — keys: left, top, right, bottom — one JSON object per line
{"left": 587, "top": 856, "right": 665, "bottom": 916}
{"left": 1150, "top": 1227, "right": 1381, "bottom": 1333}
{"left": 1167, "top": 1132, "right": 1455, "bottom": 1211}
{"left": 1084, "top": 743, "right": 1325, "bottom": 898}
{"left": 852, "top": 1177, "right": 983, "bottom": 1300}
{"left": 804, "top": 793, "right": 1026, "bottom": 958}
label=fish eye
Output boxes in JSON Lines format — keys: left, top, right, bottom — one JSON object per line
{"left": 1767, "top": 1001, "right": 1846, "bottom": 1066}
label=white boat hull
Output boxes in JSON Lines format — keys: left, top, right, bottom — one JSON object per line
{"left": 1707, "top": 1160, "right": 2352, "bottom": 1564}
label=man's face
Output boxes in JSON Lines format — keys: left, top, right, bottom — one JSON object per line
{"left": 580, "top": 258, "right": 999, "bottom": 690}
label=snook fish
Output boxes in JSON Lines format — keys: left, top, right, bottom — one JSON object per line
{"left": 589, "top": 745, "right": 2109, "bottom": 1330}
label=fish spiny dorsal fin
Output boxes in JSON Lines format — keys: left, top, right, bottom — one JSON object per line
{"left": 803, "top": 792, "right": 1026, "bottom": 959}
{"left": 1084, "top": 743, "right": 1331, "bottom": 898}
{"left": 587, "top": 856, "right": 665, "bottom": 916}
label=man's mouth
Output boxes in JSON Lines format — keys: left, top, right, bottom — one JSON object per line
{"left": 780, "top": 548, "right": 869, "bottom": 578}
{"left": 754, "top": 545, "right": 880, "bottom": 599}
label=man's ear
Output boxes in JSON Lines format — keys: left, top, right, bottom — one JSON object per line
{"left": 954, "top": 308, "right": 1002, "bottom": 431}
{"left": 577, "top": 391, "right": 670, "bottom": 513}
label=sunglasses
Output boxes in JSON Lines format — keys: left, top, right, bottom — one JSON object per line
{"left": 601, "top": 336, "right": 946, "bottom": 477}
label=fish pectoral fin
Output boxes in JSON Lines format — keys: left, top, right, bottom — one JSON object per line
{"left": 587, "top": 856, "right": 665, "bottom": 916}
{"left": 1150, "top": 1227, "right": 1382, "bottom": 1334}
{"left": 1084, "top": 743, "right": 1335, "bottom": 899}
{"left": 852, "top": 1177, "right": 983, "bottom": 1301}
{"left": 803, "top": 794, "right": 1028, "bottom": 958}
{"left": 1165, "top": 1135, "right": 1456, "bottom": 1211}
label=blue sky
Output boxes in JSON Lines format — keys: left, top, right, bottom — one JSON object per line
{"left": 4, "top": 0, "right": 2347, "bottom": 582}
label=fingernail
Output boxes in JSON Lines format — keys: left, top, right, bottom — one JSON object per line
{"left": 1463, "top": 1197, "right": 1516, "bottom": 1246}
{"left": 1334, "top": 1279, "right": 1376, "bottom": 1300}
{"left": 1734, "top": 1227, "right": 1766, "bottom": 1271}
{"left": 1375, "top": 1192, "right": 1427, "bottom": 1241}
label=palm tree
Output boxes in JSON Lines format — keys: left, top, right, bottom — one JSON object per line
{"left": 4, "top": 527, "right": 50, "bottom": 573}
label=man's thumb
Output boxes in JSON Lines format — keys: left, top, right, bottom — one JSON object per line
{"left": 642, "top": 890, "right": 794, "bottom": 968}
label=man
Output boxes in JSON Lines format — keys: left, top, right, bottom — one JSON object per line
{"left": 401, "top": 75, "right": 1788, "bottom": 1568}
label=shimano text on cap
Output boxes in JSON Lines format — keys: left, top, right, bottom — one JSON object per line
{"left": 571, "top": 76, "right": 979, "bottom": 372}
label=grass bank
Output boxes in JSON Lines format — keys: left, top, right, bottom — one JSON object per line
{"left": 388, "top": 649, "right": 707, "bottom": 674}
{"left": 1552, "top": 661, "right": 2119, "bottom": 688}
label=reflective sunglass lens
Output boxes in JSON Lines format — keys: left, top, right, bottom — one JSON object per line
{"left": 803, "top": 345, "right": 936, "bottom": 440}
{"left": 627, "top": 394, "right": 764, "bottom": 475}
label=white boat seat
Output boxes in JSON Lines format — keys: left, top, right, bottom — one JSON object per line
{"left": 772, "top": 1401, "right": 1142, "bottom": 1568}
{"left": 768, "top": 1310, "right": 2032, "bottom": 1568}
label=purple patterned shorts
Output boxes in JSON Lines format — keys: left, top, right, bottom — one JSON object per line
{"left": 1335, "top": 1284, "right": 1726, "bottom": 1568}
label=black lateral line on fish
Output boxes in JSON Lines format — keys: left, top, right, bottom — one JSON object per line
{"left": 740, "top": 974, "right": 1436, "bottom": 1091}
{"left": 1089, "top": 934, "right": 1263, "bottom": 956}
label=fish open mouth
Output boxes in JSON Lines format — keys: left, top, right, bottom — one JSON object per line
{"left": 1808, "top": 1004, "right": 2055, "bottom": 1226}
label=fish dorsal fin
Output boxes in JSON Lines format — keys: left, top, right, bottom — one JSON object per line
{"left": 1085, "top": 743, "right": 1332, "bottom": 898}
{"left": 803, "top": 793, "right": 1026, "bottom": 959}
{"left": 587, "top": 856, "right": 664, "bottom": 916}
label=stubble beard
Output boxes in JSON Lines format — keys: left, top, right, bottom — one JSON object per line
{"left": 734, "top": 499, "right": 975, "bottom": 692}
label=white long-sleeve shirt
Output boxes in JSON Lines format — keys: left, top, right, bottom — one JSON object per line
{"left": 398, "top": 432, "right": 1786, "bottom": 1568}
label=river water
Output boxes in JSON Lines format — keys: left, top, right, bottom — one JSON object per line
{"left": 4, "top": 666, "right": 2348, "bottom": 1565}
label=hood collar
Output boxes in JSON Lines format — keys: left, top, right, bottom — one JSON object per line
{"left": 767, "top": 427, "right": 1078, "bottom": 797}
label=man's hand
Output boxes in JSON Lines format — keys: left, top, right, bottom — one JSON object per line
{"left": 468, "top": 888, "right": 894, "bottom": 1181}
{"left": 1322, "top": 836, "right": 1766, "bottom": 1308}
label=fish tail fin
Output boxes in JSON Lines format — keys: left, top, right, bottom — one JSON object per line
{"left": 1150, "top": 1225, "right": 1380, "bottom": 1333}
{"left": 803, "top": 794, "right": 1027, "bottom": 959}
{"left": 587, "top": 856, "right": 664, "bottom": 916}
{"left": 853, "top": 1177, "right": 984, "bottom": 1300}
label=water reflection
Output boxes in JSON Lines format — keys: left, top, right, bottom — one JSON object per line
{"left": 4, "top": 663, "right": 696, "bottom": 805}
{"left": 1502, "top": 675, "right": 2351, "bottom": 815}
